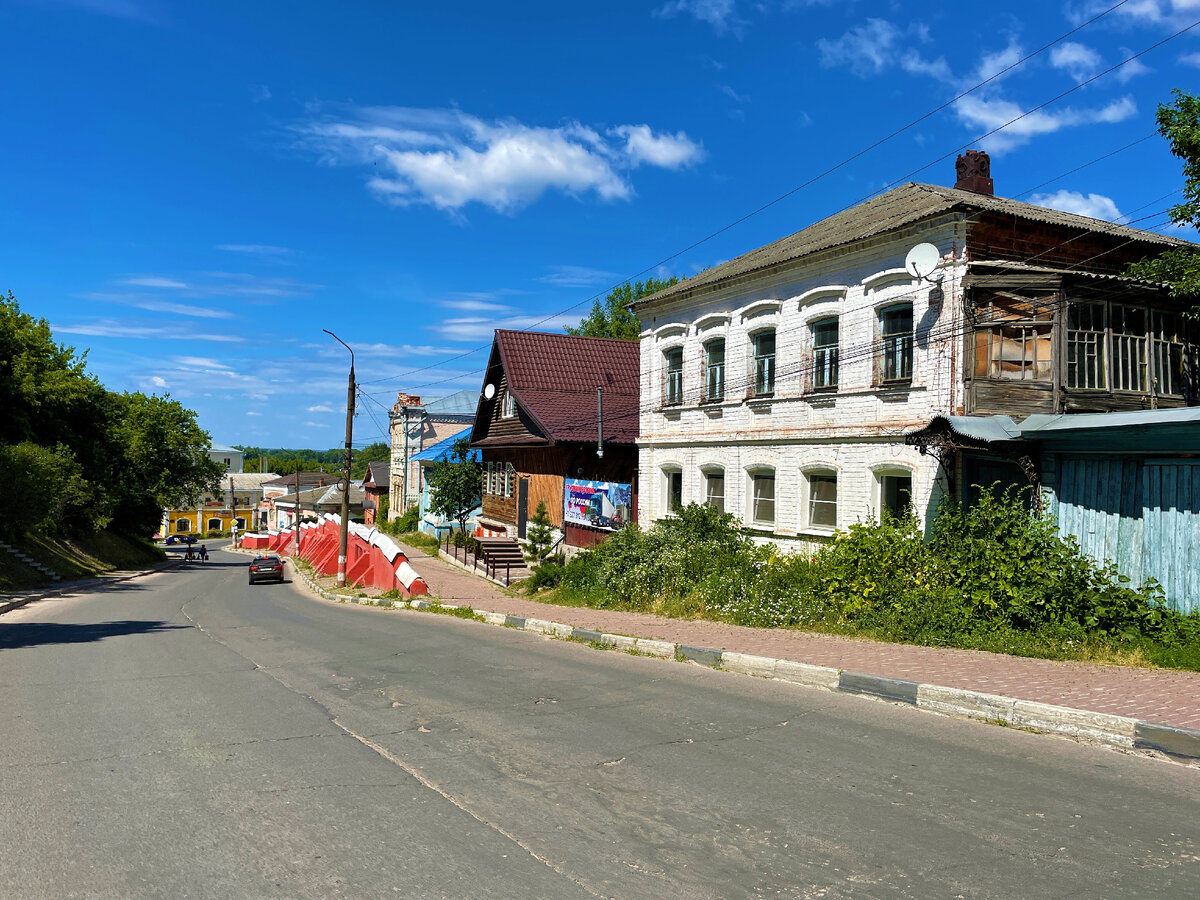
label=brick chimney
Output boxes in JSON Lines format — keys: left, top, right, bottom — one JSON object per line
{"left": 954, "top": 150, "right": 994, "bottom": 195}
{"left": 392, "top": 392, "right": 423, "bottom": 414}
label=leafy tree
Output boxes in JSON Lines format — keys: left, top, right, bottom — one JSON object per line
{"left": 426, "top": 438, "right": 482, "bottom": 535}
{"left": 350, "top": 441, "right": 390, "bottom": 479}
{"left": 1127, "top": 90, "right": 1200, "bottom": 299}
{"left": 0, "top": 292, "right": 222, "bottom": 537}
{"left": 107, "top": 392, "right": 226, "bottom": 535}
{"left": 566, "top": 277, "right": 678, "bottom": 341}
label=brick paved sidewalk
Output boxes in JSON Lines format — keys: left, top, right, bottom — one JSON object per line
{"left": 399, "top": 541, "right": 1200, "bottom": 732}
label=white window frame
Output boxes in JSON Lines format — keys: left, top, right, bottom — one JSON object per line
{"left": 702, "top": 467, "right": 725, "bottom": 513}
{"left": 502, "top": 390, "right": 516, "bottom": 418}
{"left": 704, "top": 339, "right": 726, "bottom": 402}
{"left": 810, "top": 317, "right": 839, "bottom": 392}
{"left": 747, "top": 468, "right": 776, "bottom": 528}
{"left": 873, "top": 466, "right": 915, "bottom": 521}
{"left": 663, "top": 467, "right": 683, "bottom": 513}
{"left": 664, "top": 346, "right": 684, "bottom": 406}
{"left": 751, "top": 328, "right": 776, "bottom": 397}
{"left": 803, "top": 468, "right": 838, "bottom": 531}
{"left": 878, "top": 303, "right": 914, "bottom": 384}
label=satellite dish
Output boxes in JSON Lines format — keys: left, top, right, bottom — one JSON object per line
{"left": 905, "top": 243, "right": 940, "bottom": 281}
{"left": 483, "top": 383, "right": 496, "bottom": 400}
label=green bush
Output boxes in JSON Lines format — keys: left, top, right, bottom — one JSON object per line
{"left": 548, "top": 488, "right": 1200, "bottom": 668}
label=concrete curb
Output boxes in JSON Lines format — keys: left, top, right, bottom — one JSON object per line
{"left": 279, "top": 560, "right": 1200, "bottom": 764}
{"left": 0, "top": 557, "right": 183, "bottom": 617}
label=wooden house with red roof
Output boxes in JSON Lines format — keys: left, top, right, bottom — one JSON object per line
{"left": 469, "top": 330, "right": 640, "bottom": 550}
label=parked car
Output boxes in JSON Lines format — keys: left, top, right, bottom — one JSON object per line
{"left": 165, "top": 535, "right": 198, "bottom": 545}
{"left": 248, "top": 555, "right": 285, "bottom": 585}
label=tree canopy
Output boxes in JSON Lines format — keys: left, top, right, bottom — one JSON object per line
{"left": 426, "top": 437, "right": 482, "bottom": 535}
{"left": 239, "top": 442, "right": 390, "bottom": 479}
{"left": 565, "top": 277, "right": 678, "bottom": 341}
{"left": 0, "top": 291, "right": 224, "bottom": 538}
{"left": 1127, "top": 90, "right": 1200, "bottom": 299}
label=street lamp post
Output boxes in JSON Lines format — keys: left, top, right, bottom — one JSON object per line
{"left": 323, "top": 329, "right": 355, "bottom": 588}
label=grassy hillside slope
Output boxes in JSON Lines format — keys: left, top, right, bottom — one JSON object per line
{"left": 0, "top": 531, "right": 165, "bottom": 592}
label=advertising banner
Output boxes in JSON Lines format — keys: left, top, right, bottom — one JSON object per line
{"left": 563, "top": 479, "right": 633, "bottom": 531}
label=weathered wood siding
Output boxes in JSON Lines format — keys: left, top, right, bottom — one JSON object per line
{"left": 1044, "top": 454, "right": 1199, "bottom": 614}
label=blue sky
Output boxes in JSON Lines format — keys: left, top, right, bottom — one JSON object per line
{"left": 5, "top": 0, "right": 1199, "bottom": 449}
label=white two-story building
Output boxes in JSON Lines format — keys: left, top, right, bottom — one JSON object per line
{"left": 634, "top": 153, "right": 1196, "bottom": 549}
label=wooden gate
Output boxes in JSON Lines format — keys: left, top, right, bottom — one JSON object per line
{"left": 1142, "top": 461, "right": 1200, "bottom": 614}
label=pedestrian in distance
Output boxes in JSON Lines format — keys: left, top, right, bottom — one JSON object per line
{"left": 185, "top": 546, "right": 194, "bottom": 561}
{"left": 199, "top": 544, "right": 208, "bottom": 562}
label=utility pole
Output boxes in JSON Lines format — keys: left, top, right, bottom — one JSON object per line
{"left": 294, "top": 468, "right": 301, "bottom": 557}
{"left": 324, "top": 329, "right": 355, "bottom": 587}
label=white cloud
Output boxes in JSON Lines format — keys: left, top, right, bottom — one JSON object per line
{"left": 121, "top": 275, "right": 188, "bottom": 288}
{"left": 955, "top": 95, "right": 1137, "bottom": 153}
{"left": 1114, "top": 51, "right": 1151, "bottom": 82}
{"left": 654, "top": 0, "right": 742, "bottom": 35}
{"left": 1065, "top": 0, "right": 1200, "bottom": 29}
{"left": 818, "top": 19, "right": 904, "bottom": 76}
{"left": 81, "top": 293, "right": 236, "bottom": 319}
{"left": 246, "top": 411, "right": 262, "bottom": 416}
{"left": 307, "top": 404, "right": 334, "bottom": 413}
{"left": 249, "top": 84, "right": 271, "bottom": 103}
{"left": 1050, "top": 42, "right": 1103, "bottom": 81}
{"left": 296, "top": 105, "right": 703, "bottom": 213}
{"left": 1029, "top": 190, "right": 1124, "bottom": 221}
{"left": 150, "top": 375, "right": 168, "bottom": 388}
{"left": 174, "top": 356, "right": 231, "bottom": 369}
{"left": 52, "top": 320, "right": 245, "bottom": 342}
{"left": 303, "top": 421, "right": 330, "bottom": 428}
{"left": 433, "top": 312, "right": 583, "bottom": 343}
{"left": 217, "top": 244, "right": 292, "bottom": 256}
{"left": 538, "top": 265, "right": 617, "bottom": 288}
{"left": 1181, "top": 51, "right": 1200, "bottom": 66}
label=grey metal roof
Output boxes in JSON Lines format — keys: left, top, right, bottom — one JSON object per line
{"left": 968, "top": 260, "right": 1170, "bottom": 288}
{"left": 1019, "top": 408, "right": 1200, "bottom": 436}
{"left": 910, "top": 414, "right": 1023, "bottom": 444}
{"left": 636, "top": 182, "right": 1192, "bottom": 309}
{"left": 424, "top": 388, "right": 479, "bottom": 418}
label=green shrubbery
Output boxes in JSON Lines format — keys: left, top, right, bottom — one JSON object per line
{"left": 552, "top": 489, "right": 1200, "bottom": 668}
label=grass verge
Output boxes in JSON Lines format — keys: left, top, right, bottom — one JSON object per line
{"left": 0, "top": 530, "right": 165, "bottom": 592}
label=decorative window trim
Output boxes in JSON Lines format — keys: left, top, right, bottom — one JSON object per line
{"left": 796, "top": 286, "right": 849, "bottom": 309}
{"left": 694, "top": 312, "right": 731, "bottom": 332}
{"left": 662, "top": 345, "right": 684, "bottom": 407}
{"left": 501, "top": 390, "right": 516, "bottom": 418}
{"left": 863, "top": 267, "right": 916, "bottom": 293}
{"left": 736, "top": 299, "right": 784, "bottom": 322}
{"left": 809, "top": 316, "right": 840, "bottom": 393}
{"left": 653, "top": 322, "right": 689, "bottom": 339}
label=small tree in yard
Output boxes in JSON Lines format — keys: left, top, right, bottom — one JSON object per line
{"left": 426, "top": 438, "right": 482, "bottom": 536}
{"left": 523, "top": 501, "right": 556, "bottom": 564}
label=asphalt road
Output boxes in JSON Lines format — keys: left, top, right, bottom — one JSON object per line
{"left": 1, "top": 546, "right": 1198, "bottom": 899}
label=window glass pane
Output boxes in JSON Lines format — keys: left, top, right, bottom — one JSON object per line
{"left": 880, "top": 306, "right": 913, "bottom": 382}
{"left": 706, "top": 340, "right": 725, "bottom": 400}
{"left": 753, "top": 330, "right": 775, "bottom": 395}
{"left": 705, "top": 472, "right": 725, "bottom": 512}
{"left": 752, "top": 473, "right": 775, "bottom": 524}
{"left": 808, "top": 473, "right": 837, "bottom": 527}
{"left": 666, "top": 471, "right": 683, "bottom": 512}
{"left": 881, "top": 475, "right": 913, "bottom": 518}
{"left": 812, "top": 319, "right": 839, "bottom": 390}
{"left": 665, "top": 348, "right": 683, "bottom": 405}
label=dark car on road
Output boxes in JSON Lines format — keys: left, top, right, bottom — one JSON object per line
{"left": 165, "top": 535, "right": 197, "bottom": 545}
{"left": 248, "top": 555, "right": 285, "bottom": 585}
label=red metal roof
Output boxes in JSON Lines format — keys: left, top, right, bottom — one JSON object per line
{"left": 494, "top": 330, "right": 640, "bottom": 444}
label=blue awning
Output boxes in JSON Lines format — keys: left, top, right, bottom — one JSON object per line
{"left": 412, "top": 432, "right": 481, "bottom": 463}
